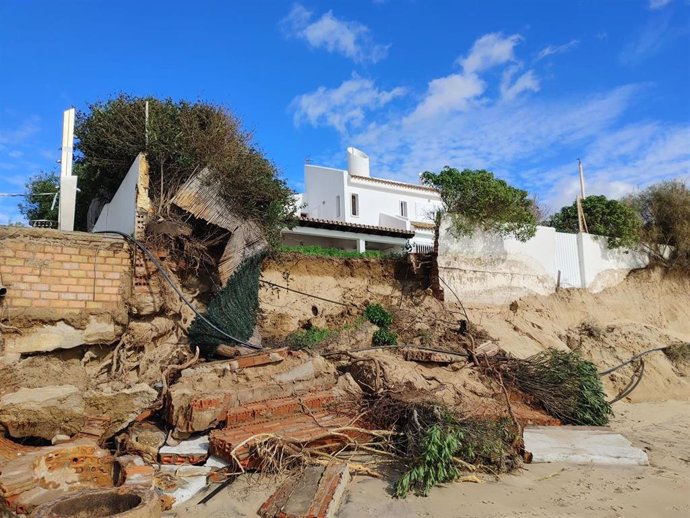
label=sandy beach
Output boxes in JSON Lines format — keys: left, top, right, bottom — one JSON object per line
{"left": 174, "top": 399, "right": 690, "bottom": 517}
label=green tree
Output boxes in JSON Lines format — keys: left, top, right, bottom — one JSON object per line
{"left": 18, "top": 172, "right": 59, "bottom": 223}
{"left": 73, "top": 94, "right": 295, "bottom": 246}
{"left": 421, "top": 167, "right": 537, "bottom": 241}
{"left": 547, "top": 195, "right": 641, "bottom": 248}
{"left": 626, "top": 181, "right": 690, "bottom": 267}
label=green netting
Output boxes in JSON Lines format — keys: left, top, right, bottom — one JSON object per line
{"left": 188, "top": 254, "right": 262, "bottom": 357}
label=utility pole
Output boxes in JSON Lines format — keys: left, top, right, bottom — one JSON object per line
{"left": 578, "top": 158, "right": 586, "bottom": 200}
{"left": 576, "top": 159, "right": 588, "bottom": 233}
{"left": 58, "top": 108, "right": 78, "bottom": 231}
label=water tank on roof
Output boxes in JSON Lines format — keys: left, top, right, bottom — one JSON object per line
{"left": 347, "top": 147, "right": 370, "bottom": 177}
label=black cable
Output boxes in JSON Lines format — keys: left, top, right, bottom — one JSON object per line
{"left": 439, "top": 276, "right": 471, "bottom": 328}
{"left": 259, "top": 279, "right": 355, "bottom": 307}
{"left": 322, "top": 345, "right": 469, "bottom": 358}
{"left": 608, "top": 359, "right": 645, "bottom": 404}
{"left": 598, "top": 347, "right": 667, "bottom": 376}
{"left": 95, "top": 230, "right": 261, "bottom": 350}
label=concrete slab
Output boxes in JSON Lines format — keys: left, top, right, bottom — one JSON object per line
{"left": 524, "top": 426, "right": 649, "bottom": 466}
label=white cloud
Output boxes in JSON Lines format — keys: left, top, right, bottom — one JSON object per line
{"left": 0, "top": 117, "right": 40, "bottom": 150}
{"left": 282, "top": 3, "right": 389, "bottom": 63}
{"left": 408, "top": 32, "right": 524, "bottom": 121}
{"left": 536, "top": 39, "right": 580, "bottom": 61}
{"left": 500, "top": 67, "right": 540, "bottom": 101}
{"left": 291, "top": 75, "right": 406, "bottom": 134}
{"left": 459, "top": 33, "right": 522, "bottom": 73}
{"left": 621, "top": 10, "right": 672, "bottom": 64}
{"left": 649, "top": 0, "right": 672, "bottom": 10}
{"left": 541, "top": 123, "right": 690, "bottom": 211}
{"left": 409, "top": 73, "right": 485, "bottom": 121}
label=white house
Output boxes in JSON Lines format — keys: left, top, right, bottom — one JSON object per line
{"left": 283, "top": 147, "right": 442, "bottom": 254}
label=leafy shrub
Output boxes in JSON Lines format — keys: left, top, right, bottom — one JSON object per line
{"left": 19, "top": 172, "right": 59, "bottom": 222}
{"left": 393, "top": 417, "right": 519, "bottom": 498}
{"left": 286, "top": 326, "right": 332, "bottom": 349}
{"left": 503, "top": 349, "right": 612, "bottom": 426}
{"left": 547, "top": 195, "right": 641, "bottom": 248}
{"left": 625, "top": 181, "right": 690, "bottom": 268}
{"left": 394, "top": 424, "right": 460, "bottom": 497}
{"left": 73, "top": 94, "right": 295, "bottom": 246}
{"left": 421, "top": 167, "right": 538, "bottom": 242}
{"left": 364, "top": 304, "right": 393, "bottom": 328}
{"left": 373, "top": 328, "right": 398, "bottom": 346}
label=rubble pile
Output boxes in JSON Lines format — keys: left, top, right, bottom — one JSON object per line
{"left": 0, "top": 170, "right": 565, "bottom": 516}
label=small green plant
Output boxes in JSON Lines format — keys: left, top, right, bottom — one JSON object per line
{"left": 364, "top": 304, "right": 393, "bottom": 328}
{"left": 393, "top": 417, "right": 519, "bottom": 498}
{"left": 373, "top": 328, "right": 398, "bottom": 346}
{"left": 394, "top": 424, "right": 461, "bottom": 498}
{"left": 280, "top": 245, "right": 383, "bottom": 259}
{"left": 286, "top": 326, "right": 332, "bottom": 349}
{"left": 364, "top": 303, "right": 397, "bottom": 346}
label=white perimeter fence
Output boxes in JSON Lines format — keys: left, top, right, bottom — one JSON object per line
{"left": 437, "top": 216, "right": 649, "bottom": 305}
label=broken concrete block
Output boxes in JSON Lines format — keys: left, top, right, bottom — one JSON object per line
{"left": 166, "top": 356, "right": 338, "bottom": 435}
{"left": 0, "top": 383, "right": 157, "bottom": 441}
{"left": 120, "top": 421, "right": 166, "bottom": 463}
{"left": 401, "top": 347, "right": 463, "bottom": 364}
{"left": 259, "top": 462, "right": 350, "bottom": 518}
{"left": 3, "top": 314, "right": 123, "bottom": 354}
{"left": 523, "top": 426, "right": 650, "bottom": 466}
{"left": 0, "top": 439, "right": 115, "bottom": 514}
{"left": 32, "top": 487, "right": 161, "bottom": 518}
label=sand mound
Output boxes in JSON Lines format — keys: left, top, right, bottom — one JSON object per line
{"left": 261, "top": 256, "right": 689, "bottom": 403}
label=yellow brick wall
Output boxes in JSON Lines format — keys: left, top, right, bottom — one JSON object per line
{"left": 0, "top": 227, "right": 132, "bottom": 312}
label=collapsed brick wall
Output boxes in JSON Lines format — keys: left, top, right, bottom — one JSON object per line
{"left": 0, "top": 227, "right": 131, "bottom": 315}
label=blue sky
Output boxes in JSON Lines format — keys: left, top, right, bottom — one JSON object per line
{"left": 1, "top": 0, "right": 689, "bottom": 223}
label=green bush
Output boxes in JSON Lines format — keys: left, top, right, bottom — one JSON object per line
{"left": 280, "top": 244, "right": 383, "bottom": 259}
{"left": 394, "top": 424, "right": 461, "bottom": 498}
{"left": 373, "top": 328, "right": 398, "bottom": 346}
{"left": 421, "top": 167, "right": 538, "bottom": 242}
{"left": 547, "top": 195, "right": 641, "bottom": 248}
{"left": 364, "top": 304, "right": 393, "bottom": 328}
{"left": 286, "top": 326, "right": 332, "bottom": 349}
{"left": 504, "top": 349, "right": 612, "bottom": 426}
{"left": 393, "top": 417, "right": 519, "bottom": 498}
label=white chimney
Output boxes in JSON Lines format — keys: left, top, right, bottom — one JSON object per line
{"left": 347, "top": 147, "right": 370, "bottom": 177}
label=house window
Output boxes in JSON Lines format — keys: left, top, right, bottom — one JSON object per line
{"left": 336, "top": 195, "right": 341, "bottom": 218}
{"left": 351, "top": 194, "right": 359, "bottom": 216}
{"left": 400, "top": 201, "right": 408, "bottom": 218}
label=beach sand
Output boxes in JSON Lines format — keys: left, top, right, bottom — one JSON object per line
{"left": 173, "top": 399, "right": 690, "bottom": 517}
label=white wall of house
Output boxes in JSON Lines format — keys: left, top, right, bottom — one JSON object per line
{"left": 302, "top": 165, "right": 347, "bottom": 221}
{"left": 299, "top": 148, "right": 441, "bottom": 248}
{"left": 437, "top": 216, "right": 649, "bottom": 305}
{"left": 345, "top": 177, "right": 441, "bottom": 232}
{"left": 92, "top": 153, "right": 149, "bottom": 236}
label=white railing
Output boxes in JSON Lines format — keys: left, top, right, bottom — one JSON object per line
{"left": 412, "top": 242, "right": 434, "bottom": 254}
